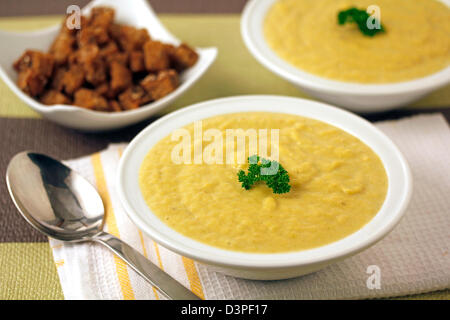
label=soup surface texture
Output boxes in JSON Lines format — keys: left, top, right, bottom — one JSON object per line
{"left": 264, "top": 0, "right": 450, "bottom": 83}
{"left": 139, "top": 113, "right": 388, "bottom": 253}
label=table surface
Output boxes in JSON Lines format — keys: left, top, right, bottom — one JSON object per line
{"left": 0, "top": 3, "right": 449, "bottom": 300}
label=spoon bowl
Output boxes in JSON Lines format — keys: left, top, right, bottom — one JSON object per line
{"left": 6, "top": 151, "right": 200, "bottom": 300}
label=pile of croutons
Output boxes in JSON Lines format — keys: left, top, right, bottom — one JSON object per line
{"left": 13, "top": 7, "right": 198, "bottom": 112}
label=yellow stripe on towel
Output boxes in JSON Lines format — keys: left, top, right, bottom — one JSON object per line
{"left": 182, "top": 257, "right": 205, "bottom": 299}
{"left": 91, "top": 153, "right": 135, "bottom": 300}
{"left": 153, "top": 242, "right": 164, "bottom": 270}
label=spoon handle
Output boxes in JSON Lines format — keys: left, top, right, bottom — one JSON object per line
{"left": 93, "top": 231, "right": 201, "bottom": 300}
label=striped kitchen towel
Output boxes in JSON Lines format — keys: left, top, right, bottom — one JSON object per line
{"left": 49, "top": 113, "right": 450, "bottom": 299}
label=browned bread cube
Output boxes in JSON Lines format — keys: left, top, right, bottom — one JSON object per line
{"left": 164, "top": 43, "right": 176, "bottom": 57}
{"left": 62, "top": 64, "right": 85, "bottom": 95}
{"left": 143, "top": 40, "right": 170, "bottom": 72}
{"left": 140, "top": 69, "right": 179, "bottom": 100}
{"left": 110, "top": 61, "right": 132, "bottom": 94}
{"left": 118, "top": 86, "right": 147, "bottom": 110}
{"left": 40, "top": 90, "right": 71, "bottom": 105}
{"left": 99, "top": 41, "right": 119, "bottom": 58}
{"left": 171, "top": 43, "right": 198, "bottom": 71}
{"left": 77, "top": 26, "right": 109, "bottom": 47}
{"left": 110, "top": 24, "right": 150, "bottom": 52}
{"left": 13, "top": 50, "right": 54, "bottom": 77}
{"left": 70, "top": 44, "right": 106, "bottom": 85}
{"left": 50, "top": 67, "right": 67, "bottom": 91}
{"left": 14, "top": 50, "right": 55, "bottom": 96}
{"left": 73, "top": 88, "right": 109, "bottom": 111}
{"left": 49, "top": 30, "right": 76, "bottom": 66}
{"left": 129, "top": 51, "right": 145, "bottom": 72}
{"left": 108, "top": 100, "right": 122, "bottom": 112}
{"left": 85, "top": 59, "right": 107, "bottom": 86}
{"left": 104, "top": 51, "right": 129, "bottom": 67}
{"left": 88, "top": 7, "right": 115, "bottom": 29}
{"left": 16, "top": 69, "right": 47, "bottom": 97}
{"left": 74, "top": 43, "right": 99, "bottom": 64}
{"left": 95, "top": 82, "right": 109, "bottom": 97}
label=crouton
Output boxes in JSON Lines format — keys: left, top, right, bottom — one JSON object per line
{"left": 143, "top": 40, "right": 170, "bottom": 72}
{"left": 129, "top": 51, "right": 145, "bottom": 72}
{"left": 108, "top": 100, "right": 122, "bottom": 112}
{"left": 50, "top": 67, "right": 67, "bottom": 91}
{"left": 74, "top": 44, "right": 107, "bottom": 85}
{"left": 85, "top": 59, "right": 107, "bottom": 86}
{"left": 104, "top": 51, "right": 128, "bottom": 67}
{"left": 110, "top": 24, "right": 150, "bottom": 52}
{"left": 171, "top": 43, "right": 198, "bottom": 71}
{"left": 110, "top": 61, "right": 132, "bottom": 93}
{"left": 16, "top": 69, "right": 47, "bottom": 97}
{"left": 88, "top": 7, "right": 115, "bottom": 29}
{"left": 77, "top": 26, "right": 109, "bottom": 47}
{"left": 99, "top": 41, "right": 119, "bottom": 58}
{"left": 73, "top": 88, "right": 109, "bottom": 111}
{"left": 49, "top": 30, "right": 76, "bottom": 66}
{"left": 140, "top": 69, "right": 179, "bottom": 100}
{"left": 62, "top": 64, "right": 85, "bottom": 95}
{"left": 118, "top": 86, "right": 147, "bottom": 110}
{"left": 95, "top": 82, "right": 109, "bottom": 96}
{"left": 14, "top": 50, "right": 54, "bottom": 96}
{"left": 40, "top": 90, "right": 71, "bottom": 105}
{"left": 13, "top": 50, "right": 54, "bottom": 77}
{"left": 164, "top": 43, "right": 176, "bottom": 57}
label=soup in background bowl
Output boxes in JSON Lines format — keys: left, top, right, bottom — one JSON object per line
{"left": 264, "top": 0, "right": 450, "bottom": 83}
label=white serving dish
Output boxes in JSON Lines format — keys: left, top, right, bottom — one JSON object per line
{"left": 0, "top": 0, "right": 217, "bottom": 131}
{"left": 117, "top": 95, "right": 412, "bottom": 280}
{"left": 241, "top": 0, "right": 450, "bottom": 113}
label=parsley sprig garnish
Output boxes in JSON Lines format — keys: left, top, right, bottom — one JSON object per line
{"left": 338, "top": 7, "right": 385, "bottom": 37}
{"left": 237, "top": 155, "right": 291, "bottom": 194}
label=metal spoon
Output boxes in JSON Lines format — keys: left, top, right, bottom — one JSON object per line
{"left": 6, "top": 151, "right": 200, "bottom": 300}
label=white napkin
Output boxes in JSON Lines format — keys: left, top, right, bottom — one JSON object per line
{"left": 50, "top": 113, "right": 450, "bottom": 300}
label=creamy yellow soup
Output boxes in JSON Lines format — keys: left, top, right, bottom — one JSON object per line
{"left": 264, "top": 0, "right": 450, "bottom": 83}
{"left": 139, "top": 113, "right": 388, "bottom": 253}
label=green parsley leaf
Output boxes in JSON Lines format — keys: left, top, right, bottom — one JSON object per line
{"left": 338, "top": 7, "right": 385, "bottom": 37}
{"left": 238, "top": 155, "right": 291, "bottom": 194}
